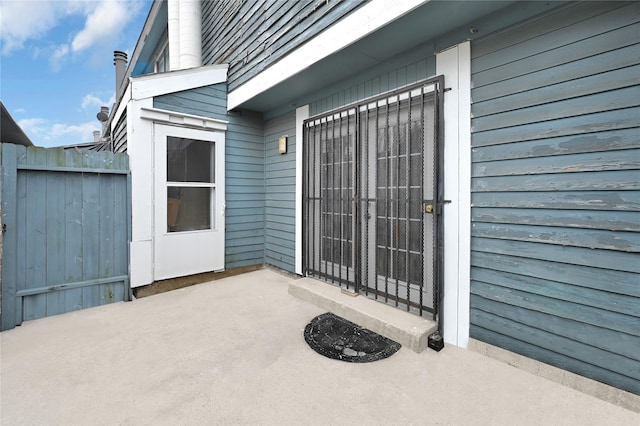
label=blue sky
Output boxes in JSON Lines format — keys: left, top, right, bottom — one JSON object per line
{"left": 1, "top": 0, "right": 153, "bottom": 147}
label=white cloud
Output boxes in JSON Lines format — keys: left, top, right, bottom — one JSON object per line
{"left": 0, "top": 1, "right": 59, "bottom": 55}
{"left": 17, "top": 118, "right": 49, "bottom": 138}
{"left": 18, "top": 117, "right": 100, "bottom": 148}
{"left": 71, "top": 1, "right": 131, "bottom": 53}
{"left": 1, "top": 0, "right": 145, "bottom": 68}
{"left": 81, "top": 93, "right": 115, "bottom": 112}
{"left": 51, "top": 122, "right": 99, "bottom": 139}
{"left": 50, "top": 44, "right": 70, "bottom": 71}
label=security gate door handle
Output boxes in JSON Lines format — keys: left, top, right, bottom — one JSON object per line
{"left": 423, "top": 200, "right": 451, "bottom": 214}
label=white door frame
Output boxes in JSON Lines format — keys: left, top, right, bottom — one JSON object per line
{"left": 152, "top": 122, "right": 226, "bottom": 280}
{"left": 295, "top": 41, "right": 471, "bottom": 347}
{"left": 437, "top": 41, "right": 472, "bottom": 348}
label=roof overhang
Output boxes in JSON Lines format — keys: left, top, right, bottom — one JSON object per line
{"left": 1, "top": 102, "right": 33, "bottom": 146}
{"left": 128, "top": 0, "right": 168, "bottom": 79}
{"left": 228, "top": 0, "right": 522, "bottom": 113}
{"left": 227, "top": 0, "right": 430, "bottom": 111}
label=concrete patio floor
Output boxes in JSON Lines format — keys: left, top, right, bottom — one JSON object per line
{"left": 1, "top": 268, "right": 638, "bottom": 425}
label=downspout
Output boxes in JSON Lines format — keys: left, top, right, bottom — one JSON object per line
{"left": 178, "top": 0, "right": 202, "bottom": 69}
{"left": 168, "top": 0, "right": 181, "bottom": 70}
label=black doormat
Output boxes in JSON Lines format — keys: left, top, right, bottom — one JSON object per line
{"left": 303, "top": 312, "right": 401, "bottom": 363}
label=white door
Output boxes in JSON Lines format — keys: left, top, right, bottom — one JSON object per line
{"left": 154, "top": 123, "right": 225, "bottom": 280}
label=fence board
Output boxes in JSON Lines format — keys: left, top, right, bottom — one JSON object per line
{"left": 24, "top": 171, "right": 47, "bottom": 320}
{"left": 1, "top": 144, "right": 18, "bottom": 330}
{"left": 65, "top": 172, "right": 84, "bottom": 312}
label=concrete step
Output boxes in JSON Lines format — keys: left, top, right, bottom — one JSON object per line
{"left": 289, "top": 277, "right": 438, "bottom": 353}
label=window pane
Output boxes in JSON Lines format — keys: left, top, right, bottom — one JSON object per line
{"left": 167, "top": 137, "right": 213, "bottom": 183}
{"left": 167, "top": 187, "right": 211, "bottom": 232}
{"left": 156, "top": 55, "right": 165, "bottom": 73}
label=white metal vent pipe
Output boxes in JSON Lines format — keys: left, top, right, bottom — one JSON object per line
{"left": 178, "top": 0, "right": 202, "bottom": 69}
{"left": 167, "top": 0, "right": 181, "bottom": 70}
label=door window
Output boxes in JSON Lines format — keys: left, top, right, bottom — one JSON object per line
{"left": 166, "top": 136, "right": 215, "bottom": 232}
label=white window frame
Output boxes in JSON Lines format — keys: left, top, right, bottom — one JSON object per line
{"left": 154, "top": 35, "right": 170, "bottom": 73}
{"left": 166, "top": 136, "right": 217, "bottom": 233}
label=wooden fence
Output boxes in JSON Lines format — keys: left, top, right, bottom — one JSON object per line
{"left": 1, "top": 144, "right": 131, "bottom": 330}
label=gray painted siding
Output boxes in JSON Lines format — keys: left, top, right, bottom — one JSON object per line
{"left": 201, "top": 0, "right": 368, "bottom": 91}
{"left": 309, "top": 53, "right": 437, "bottom": 117}
{"left": 113, "top": 109, "right": 127, "bottom": 153}
{"left": 264, "top": 112, "right": 296, "bottom": 272}
{"left": 154, "top": 84, "right": 266, "bottom": 270}
{"left": 300, "top": 0, "right": 558, "bottom": 119}
{"left": 470, "top": 1, "right": 640, "bottom": 394}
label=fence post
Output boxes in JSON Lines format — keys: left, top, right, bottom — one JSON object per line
{"left": 1, "top": 143, "right": 19, "bottom": 330}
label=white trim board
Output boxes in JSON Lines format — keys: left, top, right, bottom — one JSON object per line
{"left": 228, "top": 0, "right": 430, "bottom": 110}
{"left": 436, "top": 41, "right": 471, "bottom": 348}
{"left": 131, "top": 64, "right": 228, "bottom": 100}
{"left": 140, "top": 107, "right": 228, "bottom": 130}
{"left": 295, "top": 105, "right": 310, "bottom": 275}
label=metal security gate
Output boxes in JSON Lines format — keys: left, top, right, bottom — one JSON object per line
{"left": 303, "top": 77, "right": 444, "bottom": 319}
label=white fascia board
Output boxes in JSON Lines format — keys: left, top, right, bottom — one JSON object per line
{"left": 228, "top": 0, "right": 430, "bottom": 110}
{"left": 111, "top": 83, "right": 132, "bottom": 133}
{"left": 139, "top": 107, "right": 228, "bottom": 131}
{"left": 128, "top": 0, "right": 164, "bottom": 76}
{"left": 131, "top": 64, "right": 228, "bottom": 100}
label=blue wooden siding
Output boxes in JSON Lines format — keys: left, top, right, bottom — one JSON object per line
{"left": 1, "top": 144, "right": 130, "bottom": 330}
{"left": 470, "top": 1, "right": 640, "bottom": 394}
{"left": 264, "top": 112, "right": 296, "bottom": 272}
{"left": 154, "top": 84, "right": 266, "bottom": 269}
{"left": 201, "top": 0, "right": 368, "bottom": 91}
{"left": 306, "top": 47, "right": 436, "bottom": 118}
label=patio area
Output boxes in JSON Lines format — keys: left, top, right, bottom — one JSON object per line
{"left": 1, "top": 268, "right": 637, "bottom": 425}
